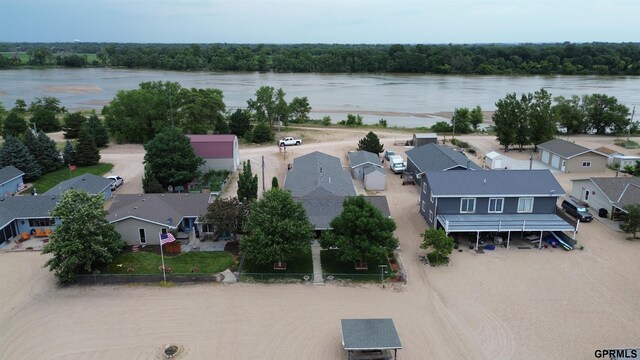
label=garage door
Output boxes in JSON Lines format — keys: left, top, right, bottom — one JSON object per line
{"left": 541, "top": 150, "right": 550, "bottom": 164}
{"left": 551, "top": 154, "right": 560, "bottom": 169}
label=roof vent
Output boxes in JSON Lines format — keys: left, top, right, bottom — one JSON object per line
{"left": 133, "top": 207, "right": 137, "bottom": 210}
{"left": 137, "top": 194, "right": 142, "bottom": 197}
{"left": 483, "top": 178, "right": 486, "bottom": 184}
{"left": 51, "top": 196, "right": 55, "bottom": 200}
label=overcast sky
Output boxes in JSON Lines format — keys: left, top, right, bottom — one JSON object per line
{"left": 1, "top": 0, "right": 638, "bottom": 44}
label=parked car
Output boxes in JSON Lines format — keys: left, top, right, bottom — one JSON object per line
{"left": 388, "top": 155, "right": 406, "bottom": 174}
{"left": 561, "top": 198, "right": 593, "bottom": 222}
{"left": 107, "top": 175, "right": 124, "bottom": 190}
{"left": 384, "top": 150, "right": 396, "bottom": 161}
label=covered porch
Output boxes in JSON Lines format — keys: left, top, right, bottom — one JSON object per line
{"left": 341, "top": 319, "right": 402, "bottom": 360}
{"left": 437, "top": 214, "right": 577, "bottom": 250}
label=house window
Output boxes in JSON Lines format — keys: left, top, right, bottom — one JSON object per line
{"left": 161, "top": 228, "right": 168, "bottom": 235}
{"left": 423, "top": 182, "right": 427, "bottom": 194}
{"left": 460, "top": 198, "right": 476, "bottom": 213}
{"left": 29, "top": 218, "right": 55, "bottom": 227}
{"left": 421, "top": 201, "right": 426, "bottom": 212}
{"left": 428, "top": 210, "right": 433, "bottom": 222}
{"left": 582, "top": 161, "right": 591, "bottom": 167}
{"left": 138, "top": 228, "right": 147, "bottom": 244}
{"left": 430, "top": 191, "right": 434, "bottom": 203}
{"left": 517, "top": 198, "right": 534, "bottom": 213}
{"left": 488, "top": 198, "right": 504, "bottom": 213}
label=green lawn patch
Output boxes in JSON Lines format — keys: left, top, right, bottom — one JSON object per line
{"left": 320, "top": 249, "right": 392, "bottom": 281}
{"left": 107, "top": 251, "right": 235, "bottom": 274}
{"left": 28, "top": 163, "right": 113, "bottom": 193}
{"left": 242, "top": 250, "right": 313, "bottom": 274}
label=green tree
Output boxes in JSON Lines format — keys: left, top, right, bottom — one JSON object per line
{"left": 583, "top": 94, "right": 630, "bottom": 135}
{"left": 420, "top": 228, "right": 454, "bottom": 265}
{"left": 200, "top": 197, "right": 249, "bottom": 241}
{"left": 342, "top": 114, "right": 363, "bottom": 127}
{"left": 553, "top": 96, "right": 587, "bottom": 134}
{"left": 320, "top": 196, "right": 398, "bottom": 264}
{"left": 62, "top": 112, "right": 87, "bottom": 139}
{"left": 357, "top": 131, "right": 384, "bottom": 154}
{"left": 321, "top": 116, "right": 332, "bottom": 126}
{"left": 528, "top": 88, "right": 556, "bottom": 149}
{"left": 2, "top": 111, "right": 28, "bottom": 138}
{"left": 24, "top": 130, "right": 62, "bottom": 173}
{"left": 13, "top": 99, "right": 27, "bottom": 113}
{"left": 176, "top": 87, "right": 226, "bottom": 134}
{"left": 62, "top": 140, "right": 76, "bottom": 166}
{"left": 289, "top": 96, "right": 311, "bottom": 123}
{"left": 142, "top": 164, "right": 164, "bottom": 193}
{"left": 74, "top": 127, "right": 101, "bottom": 166}
{"left": 0, "top": 135, "right": 41, "bottom": 181}
{"left": 470, "top": 105, "right": 484, "bottom": 131}
{"left": 228, "top": 109, "right": 252, "bottom": 137}
{"left": 42, "top": 190, "right": 125, "bottom": 282}
{"left": 431, "top": 121, "right": 452, "bottom": 133}
{"left": 143, "top": 128, "right": 204, "bottom": 189}
{"left": 28, "top": 46, "right": 52, "bottom": 66}
{"left": 85, "top": 113, "right": 110, "bottom": 147}
{"left": 250, "top": 120, "right": 272, "bottom": 143}
{"left": 29, "top": 96, "right": 64, "bottom": 132}
{"left": 241, "top": 188, "right": 314, "bottom": 266}
{"left": 237, "top": 160, "right": 258, "bottom": 202}
{"left": 492, "top": 93, "right": 520, "bottom": 151}
{"left": 620, "top": 204, "right": 640, "bottom": 239}
{"left": 246, "top": 86, "right": 288, "bottom": 133}
{"left": 451, "top": 107, "right": 473, "bottom": 134}
{"left": 271, "top": 176, "right": 279, "bottom": 189}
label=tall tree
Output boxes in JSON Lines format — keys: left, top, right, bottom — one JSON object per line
{"left": 43, "top": 190, "right": 125, "bottom": 282}
{"left": 553, "top": 95, "right": 587, "bottom": 134}
{"left": 0, "top": 135, "right": 41, "bottom": 181}
{"left": 228, "top": 109, "right": 252, "bottom": 137}
{"left": 451, "top": 107, "right": 473, "bottom": 134}
{"left": 24, "top": 130, "right": 62, "bottom": 173}
{"left": 2, "top": 111, "right": 28, "bottom": 138}
{"left": 357, "top": 131, "right": 384, "bottom": 154}
{"left": 469, "top": 105, "right": 484, "bottom": 131}
{"left": 582, "top": 94, "right": 630, "bottom": 135}
{"left": 237, "top": 160, "right": 258, "bottom": 202}
{"left": 246, "top": 86, "right": 288, "bottom": 133}
{"left": 29, "top": 96, "right": 64, "bottom": 132}
{"left": 250, "top": 120, "right": 272, "bottom": 143}
{"left": 176, "top": 87, "right": 226, "bottom": 134}
{"left": 492, "top": 93, "right": 520, "bottom": 151}
{"left": 85, "top": 113, "right": 110, "bottom": 147}
{"left": 528, "top": 88, "right": 556, "bottom": 149}
{"left": 74, "top": 127, "right": 101, "bottom": 166}
{"left": 320, "top": 196, "right": 398, "bottom": 264}
{"left": 200, "top": 197, "right": 249, "bottom": 241}
{"left": 62, "top": 140, "right": 76, "bottom": 166}
{"left": 620, "top": 204, "right": 640, "bottom": 239}
{"left": 63, "top": 112, "right": 87, "bottom": 139}
{"left": 241, "top": 188, "right": 314, "bottom": 266}
{"left": 289, "top": 96, "right": 311, "bottom": 123}
{"left": 143, "top": 128, "right": 204, "bottom": 189}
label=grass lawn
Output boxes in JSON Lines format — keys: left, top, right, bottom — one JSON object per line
{"left": 320, "top": 249, "right": 392, "bottom": 280}
{"left": 242, "top": 250, "right": 313, "bottom": 274}
{"left": 27, "top": 163, "right": 113, "bottom": 193}
{"left": 107, "top": 251, "right": 235, "bottom": 274}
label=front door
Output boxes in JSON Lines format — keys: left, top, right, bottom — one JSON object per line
{"left": 561, "top": 160, "right": 566, "bottom": 172}
{"left": 581, "top": 188, "right": 589, "bottom": 202}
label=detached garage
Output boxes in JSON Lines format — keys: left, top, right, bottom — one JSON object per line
{"left": 537, "top": 139, "right": 607, "bottom": 173}
{"left": 364, "top": 166, "right": 386, "bottom": 191}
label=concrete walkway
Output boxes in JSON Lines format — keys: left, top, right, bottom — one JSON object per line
{"left": 311, "top": 240, "right": 324, "bottom": 284}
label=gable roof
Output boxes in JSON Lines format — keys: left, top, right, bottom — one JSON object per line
{"left": 107, "top": 193, "right": 211, "bottom": 227}
{"left": 0, "top": 166, "right": 24, "bottom": 185}
{"left": 585, "top": 177, "right": 640, "bottom": 204}
{"left": 348, "top": 151, "right": 382, "bottom": 169}
{"left": 426, "top": 169, "right": 565, "bottom": 197}
{"left": 285, "top": 151, "right": 356, "bottom": 197}
{"left": 187, "top": 134, "right": 237, "bottom": 159}
{"left": 406, "top": 143, "right": 481, "bottom": 173}
{"left": 485, "top": 151, "right": 504, "bottom": 160}
{"left": 615, "top": 184, "right": 640, "bottom": 210}
{"left": 0, "top": 196, "right": 59, "bottom": 229}
{"left": 595, "top": 146, "right": 622, "bottom": 156}
{"left": 43, "top": 174, "right": 113, "bottom": 197}
{"left": 298, "top": 195, "right": 391, "bottom": 230}
{"left": 537, "top": 139, "right": 606, "bottom": 159}
{"left": 364, "top": 166, "right": 386, "bottom": 176}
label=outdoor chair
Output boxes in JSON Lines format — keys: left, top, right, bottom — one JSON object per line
{"left": 44, "top": 228, "right": 52, "bottom": 237}
{"left": 20, "top": 232, "right": 30, "bottom": 242}
{"left": 34, "top": 228, "right": 44, "bottom": 237}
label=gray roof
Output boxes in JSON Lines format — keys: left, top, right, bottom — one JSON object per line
{"left": 364, "top": 166, "right": 386, "bottom": 176}
{"left": 44, "top": 174, "right": 112, "bottom": 196}
{"left": 406, "top": 144, "right": 481, "bottom": 173}
{"left": 341, "top": 319, "right": 402, "bottom": 351}
{"left": 297, "top": 195, "right": 391, "bottom": 230}
{"left": 0, "top": 196, "right": 59, "bottom": 229}
{"left": 615, "top": 184, "right": 640, "bottom": 210}
{"left": 0, "top": 166, "right": 24, "bottom": 185}
{"left": 537, "top": 139, "right": 605, "bottom": 159}
{"left": 414, "top": 133, "right": 437, "bottom": 139}
{"left": 348, "top": 151, "right": 381, "bottom": 169}
{"left": 588, "top": 177, "right": 640, "bottom": 204}
{"left": 426, "top": 170, "right": 565, "bottom": 197}
{"left": 107, "top": 193, "right": 211, "bottom": 227}
{"left": 438, "top": 214, "right": 575, "bottom": 232}
{"left": 285, "top": 151, "right": 356, "bottom": 197}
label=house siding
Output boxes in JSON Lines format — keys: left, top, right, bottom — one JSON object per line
{"left": 113, "top": 218, "right": 169, "bottom": 246}
{"left": 565, "top": 154, "right": 607, "bottom": 173}
{"left": 570, "top": 179, "right": 614, "bottom": 217}
{"left": 0, "top": 175, "right": 24, "bottom": 196}
{"left": 352, "top": 165, "right": 365, "bottom": 180}
{"left": 364, "top": 171, "right": 386, "bottom": 190}
{"left": 202, "top": 158, "right": 236, "bottom": 173}
{"left": 419, "top": 180, "right": 437, "bottom": 227}
{"left": 427, "top": 195, "right": 558, "bottom": 216}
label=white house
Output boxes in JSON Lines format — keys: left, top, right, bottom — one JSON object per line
{"left": 570, "top": 176, "right": 640, "bottom": 220}
{"left": 188, "top": 135, "right": 240, "bottom": 172}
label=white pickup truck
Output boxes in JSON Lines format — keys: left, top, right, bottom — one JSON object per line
{"left": 278, "top": 137, "right": 302, "bottom": 146}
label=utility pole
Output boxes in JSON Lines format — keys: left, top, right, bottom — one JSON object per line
{"left": 627, "top": 106, "right": 635, "bottom": 142}
{"left": 261, "top": 155, "right": 265, "bottom": 193}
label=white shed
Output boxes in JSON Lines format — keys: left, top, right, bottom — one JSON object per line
{"left": 364, "top": 166, "right": 386, "bottom": 191}
{"left": 485, "top": 151, "right": 507, "bottom": 169}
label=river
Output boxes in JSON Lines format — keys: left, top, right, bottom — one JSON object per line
{"left": 1, "top": 68, "right": 639, "bottom": 127}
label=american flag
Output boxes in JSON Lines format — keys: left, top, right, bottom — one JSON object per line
{"left": 160, "top": 233, "right": 176, "bottom": 245}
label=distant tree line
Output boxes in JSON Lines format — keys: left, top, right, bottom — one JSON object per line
{"left": 2, "top": 42, "right": 640, "bottom": 75}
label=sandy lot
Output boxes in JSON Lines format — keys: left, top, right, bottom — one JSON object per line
{"left": 1, "top": 130, "right": 639, "bottom": 359}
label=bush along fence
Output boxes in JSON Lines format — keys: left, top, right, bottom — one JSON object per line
{"left": 75, "top": 272, "right": 223, "bottom": 285}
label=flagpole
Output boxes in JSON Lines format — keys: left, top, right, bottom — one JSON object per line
{"left": 159, "top": 233, "right": 167, "bottom": 283}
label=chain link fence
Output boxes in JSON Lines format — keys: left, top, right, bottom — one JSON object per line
{"left": 75, "top": 273, "right": 221, "bottom": 285}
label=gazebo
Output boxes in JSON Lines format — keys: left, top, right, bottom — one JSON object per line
{"left": 341, "top": 319, "right": 402, "bottom": 360}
